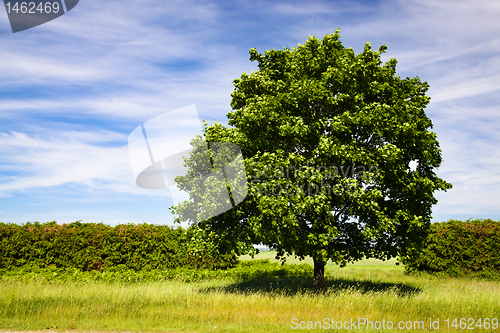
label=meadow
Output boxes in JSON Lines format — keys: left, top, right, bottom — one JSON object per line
{"left": 0, "top": 251, "right": 499, "bottom": 333}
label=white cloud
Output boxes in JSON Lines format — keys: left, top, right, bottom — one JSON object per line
{"left": 0, "top": 130, "right": 136, "bottom": 194}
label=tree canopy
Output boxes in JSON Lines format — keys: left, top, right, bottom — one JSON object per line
{"left": 172, "top": 30, "right": 452, "bottom": 288}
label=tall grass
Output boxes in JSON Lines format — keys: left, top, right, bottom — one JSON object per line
{"left": 1, "top": 252, "right": 499, "bottom": 332}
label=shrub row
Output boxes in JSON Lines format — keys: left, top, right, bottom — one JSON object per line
{"left": 404, "top": 219, "right": 500, "bottom": 278}
{"left": 0, "top": 221, "right": 237, "bottom": 271}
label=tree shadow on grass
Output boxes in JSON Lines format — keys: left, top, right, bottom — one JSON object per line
{"left": 200, "top": 277, "right": 421, "bottom": 297}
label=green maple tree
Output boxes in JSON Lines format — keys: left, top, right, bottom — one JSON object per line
{"left": 173, "top": 30, "right": 452, "bottom": 288}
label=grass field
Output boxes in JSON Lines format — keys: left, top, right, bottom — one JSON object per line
{"left": 1, "top": 251, "right": 499, "bottom": 332}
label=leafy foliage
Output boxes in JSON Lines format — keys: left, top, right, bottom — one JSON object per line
{"left": 404, "top": 219, "right": 500, "bottom": 278}
{"left": 181, "top": 225, "right": 238, "bottom": 269}
{"left": 0, "top": 221, "right": 236, "bottom": 271}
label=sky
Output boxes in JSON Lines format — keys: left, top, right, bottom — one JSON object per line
{"left": 0, "top": 0, "right": 499, "bottom": 226}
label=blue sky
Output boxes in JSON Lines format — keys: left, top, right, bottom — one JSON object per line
{"left": 0, "top": 0, "right": 499, "bottom": 226}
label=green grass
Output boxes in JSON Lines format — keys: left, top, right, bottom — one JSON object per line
{"left": 1, "top": 252, "right": 499, "bottom": 332}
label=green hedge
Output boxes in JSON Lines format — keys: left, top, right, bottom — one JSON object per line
{"left": 404, "top": 219, "right": 500, "bottom": 278}
{"left": 0, "top": 221, "right": 237, "bottom": 271}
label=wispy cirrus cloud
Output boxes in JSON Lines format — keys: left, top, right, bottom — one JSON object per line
{"left": 0, "top": 130, "right": 133, "bottom": 192}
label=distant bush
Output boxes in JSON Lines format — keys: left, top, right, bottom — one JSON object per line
{"left": 0, "top": 221, "right": 237, "bottom": 271}
{"left": 404, "top": 219, "right": 500, "bottom": 278}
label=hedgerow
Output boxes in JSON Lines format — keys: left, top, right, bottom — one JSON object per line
{"left": 403, "top": 219, "right": 500, "bottom": 278}
{"left": 0, "top": 221, "right": 237, "bottom": 271}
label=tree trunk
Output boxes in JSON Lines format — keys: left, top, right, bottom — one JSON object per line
{"left": 313, "top": 259, "right": 325, "bottom": 289}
